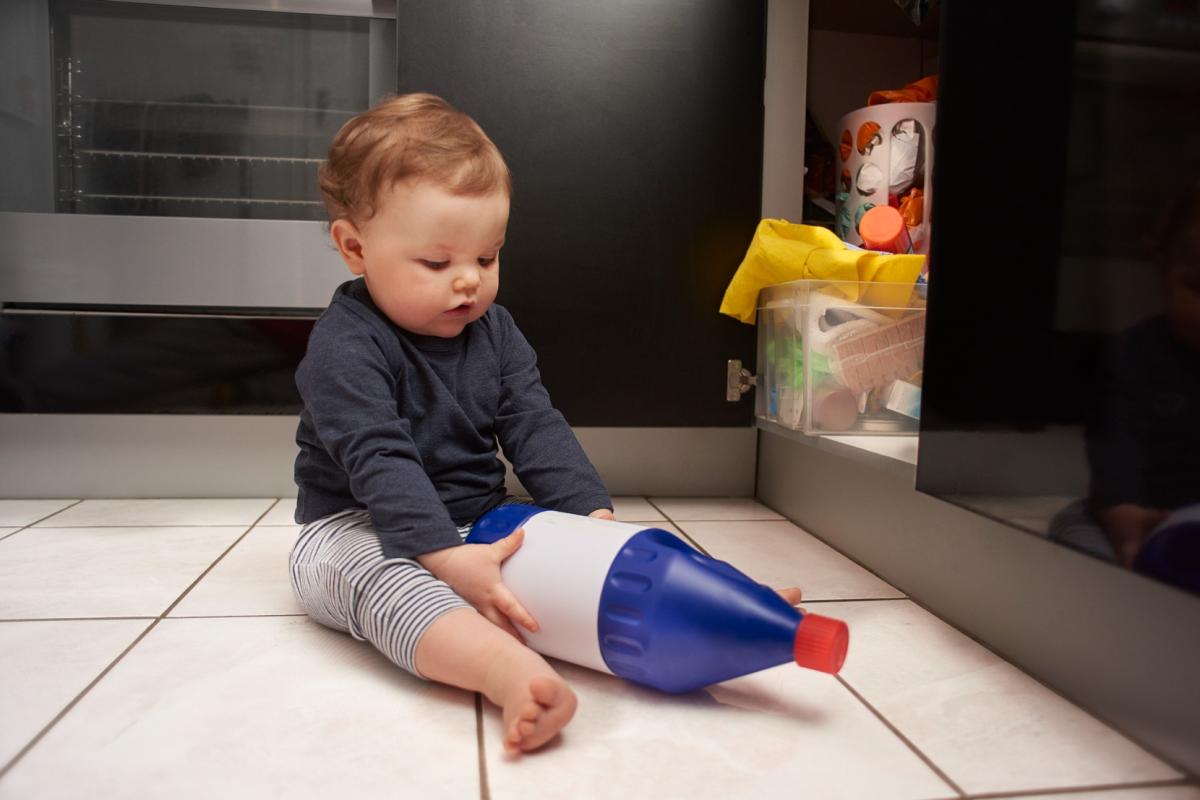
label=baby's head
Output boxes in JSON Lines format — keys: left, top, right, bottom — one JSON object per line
{"left": 1149, "top": 180, "right": 1200, "bottom": 351}
{"left": 320, "top": 93, "right": 511, "bottom": 337}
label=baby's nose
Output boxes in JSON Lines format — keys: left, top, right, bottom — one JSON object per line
{"left": 452, "top": 270, "right": 481, "bottom": 293}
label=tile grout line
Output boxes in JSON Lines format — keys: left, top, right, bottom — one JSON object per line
{"left": 645, "top": 498, "right": 711, "bottom": 555}
{"left": 0, "top": 499, "right": 86, "bottom": 544}
{"left": 0, "top": 498, "right": 283, "bottom": 779}
{"left": 834, "top": 674, "right": 967, "bottom": 798}
{"left": 0, "top": 615, "right": 162, "bottom": 780}
{"left": 962, "top": 777, "right": 1197, "bottom": 799}
{"left": 158, "top": 500, "right": 281, "bottom": 619}
{"left": 474, "top": 693, "right": 491, "bottom": 800}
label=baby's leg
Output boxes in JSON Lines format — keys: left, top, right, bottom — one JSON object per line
{"left": 415, "top": 608, "right": 577, "bottom": 755}
{"left": 289, "top": 509, "right": 574, "bottom": 754}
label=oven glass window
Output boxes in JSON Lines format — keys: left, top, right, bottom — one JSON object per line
{"left": 50, "top": 1, "right": 387, "bottom": 220}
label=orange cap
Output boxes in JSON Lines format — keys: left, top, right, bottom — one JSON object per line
{"left": 858, "top": 205, "right": 908, "bottom": 252}
{"left": 793, "top": 613, "right": 849, "bottom": 674}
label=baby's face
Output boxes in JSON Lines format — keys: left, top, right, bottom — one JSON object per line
{"left": 352, "top": 179, "right": 508, "bottom": 337}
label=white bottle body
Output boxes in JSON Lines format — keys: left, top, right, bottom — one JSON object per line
{"left": 499, "top": 511, "right": 649, "bottom": 673}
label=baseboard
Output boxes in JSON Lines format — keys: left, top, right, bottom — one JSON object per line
{"left": 0, "top": 415, "right": 755, "bottom": 499}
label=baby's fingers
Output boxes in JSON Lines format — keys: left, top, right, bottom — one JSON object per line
{"left": 483, "top": 607, "right": 525, "bottom": 643}
{"left": 493, "top": 583, "right": 539, "bottom": 633}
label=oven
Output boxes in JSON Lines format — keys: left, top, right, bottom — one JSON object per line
{"left": 0, "top": 0, "right": 396, "bottom": 413}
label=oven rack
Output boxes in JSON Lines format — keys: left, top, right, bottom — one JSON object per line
{"left": 73, "top": 149, "right": 323, "bottom": 165}
{"left": 70, "top": 193, "right": 324, "bottom": 207}
{"left": 73, "top": 97, "right": 361, "bottom": 117}
{"left": 66, "top": 96, "right": 349, "bottom": 159}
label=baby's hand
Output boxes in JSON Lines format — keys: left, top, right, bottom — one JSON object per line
{"left": 417, "top": 529, "right": 537, "bottom": 640}
{"left": 1096, "top": 503, "right": 1169, "bottom": 568}
{"left": 588, "top": 508, "right": 616, "bottom": 521}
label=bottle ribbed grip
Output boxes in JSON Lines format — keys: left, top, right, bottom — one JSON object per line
{"left": 793, "top": 613, "right": 850, "bottom": 674}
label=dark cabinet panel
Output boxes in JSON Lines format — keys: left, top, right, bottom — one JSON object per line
{"left": 396, "top": 1, "right": 765, "bottom": 426}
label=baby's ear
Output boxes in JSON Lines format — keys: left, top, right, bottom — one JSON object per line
{"left": 330, "top": 218, "right": 367, "bottom": 275}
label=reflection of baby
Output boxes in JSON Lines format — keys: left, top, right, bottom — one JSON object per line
{"left": 1058, "top": 184, "right": 1200, "bottom": 568}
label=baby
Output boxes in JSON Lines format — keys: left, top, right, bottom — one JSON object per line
{"left": 289, "top": 93, "right": 613, "bottom": 754}
{"left": 288, "top": 92, "right": 803, "bottom": 755}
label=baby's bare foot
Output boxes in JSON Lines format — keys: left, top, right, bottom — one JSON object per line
{"left": 501, "top": 674, "right": 577, "bottom": 755}
{"left": 777, "top": 586, "right": 802, "bottom": 605}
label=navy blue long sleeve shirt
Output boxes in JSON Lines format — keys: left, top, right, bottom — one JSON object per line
{"left": 294, "top": 279, "right": 612, "bottom": 559}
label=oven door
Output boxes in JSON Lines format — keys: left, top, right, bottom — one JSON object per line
{"left": 0, "top": 0, "right": 396, "bottom": 312}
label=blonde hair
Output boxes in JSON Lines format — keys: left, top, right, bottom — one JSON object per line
{"left": 318, "top": 93, "right": 512, "bottom": 225}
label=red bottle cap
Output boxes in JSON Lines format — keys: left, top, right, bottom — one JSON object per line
{"left": 793, "top": 613, "right": 850, "bottom": 674}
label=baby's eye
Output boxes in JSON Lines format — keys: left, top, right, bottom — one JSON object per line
{"left": 478, "top": 255, "right": 497, "bottom": 267}
{"left": 420, "top": 259, "right": 449, "bottom": 270}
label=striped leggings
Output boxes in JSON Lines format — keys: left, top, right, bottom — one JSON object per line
{"left": 288, "top": 508, "right": 472, "bottom": 678}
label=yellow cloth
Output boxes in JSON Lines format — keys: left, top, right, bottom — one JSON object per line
{"left": 719, "top": 219, "right": 925, "bottom": 324}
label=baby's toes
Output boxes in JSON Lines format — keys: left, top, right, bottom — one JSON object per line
{"left": 528, "top": 675, "right": 565, "bottom": 708}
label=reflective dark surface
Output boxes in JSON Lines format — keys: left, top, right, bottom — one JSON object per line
{"left": 0, "top": 312, "right": 313, "bottom": 413}
{"left": 918, "top": 1, "right": 1200, "bottom": 595}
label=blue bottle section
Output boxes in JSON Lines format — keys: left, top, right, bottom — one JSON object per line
{"left": 469, "top": 505, "right": 849, "bottom": 694}
{"left": 469, "top": 504, "right": 544, "bottom": 544}
{"left": 1135, "top": 503, "right": 1200, "bottom": 594}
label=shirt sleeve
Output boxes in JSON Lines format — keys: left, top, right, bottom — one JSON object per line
{"left": 492, "top": 308, "right": 613, "bottom": 516}
{"left": 295, "top": 316, "right": 463, "bottom": 558}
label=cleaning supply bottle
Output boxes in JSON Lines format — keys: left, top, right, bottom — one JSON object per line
{"left": 466, "top": 505, "right": 850, "bottom": 694}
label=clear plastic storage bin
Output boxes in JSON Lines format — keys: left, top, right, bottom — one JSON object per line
{"left": 756, "top": 280, "right": 926, "bottom": 435}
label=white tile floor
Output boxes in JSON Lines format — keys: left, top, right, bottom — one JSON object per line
{"left": 0, "top": 497, "right": 1194, "bottom": 800}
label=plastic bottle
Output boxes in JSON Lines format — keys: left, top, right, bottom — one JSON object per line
{"left": 466, "top": 505, "right": 850, "bottom": 694}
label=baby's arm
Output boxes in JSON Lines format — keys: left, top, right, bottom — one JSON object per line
{"left": 492, "top": 309, "right": 612, "bottom": 515}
